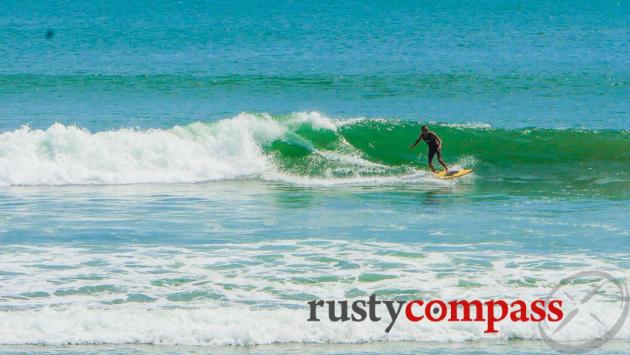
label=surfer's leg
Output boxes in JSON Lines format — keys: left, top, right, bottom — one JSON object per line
{"left": 428, "top": 149, "right": 437, "bottom": 172}
{"left": 436, "top": 150, "right": 449, "bottom": 172}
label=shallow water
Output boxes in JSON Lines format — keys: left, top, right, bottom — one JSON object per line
{"left": 0, "top": 182, "right": 628, "bottom": 347}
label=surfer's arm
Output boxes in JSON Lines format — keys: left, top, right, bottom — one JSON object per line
{"left": 409, "top": 136, "right": 422, "bottom": 149}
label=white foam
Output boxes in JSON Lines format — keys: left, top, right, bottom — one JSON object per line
{"left": 288, "top": 111, "right": 339, "bottom": 131}
{"left": 0, "top": 114, "right": 287, "bottom": 186}
{"left": 0, "top": 242, "right": 628, "bottom": 345}
{"left": 0, "top": 303, "right": 626, "bottom": 346}
{"left": 438, "top": 122, "right": 493, "bottom": 129}
{"left": 265, "top": 170, "right": 441, "bottom": 187}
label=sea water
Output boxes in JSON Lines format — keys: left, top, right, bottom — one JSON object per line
{"left": 0, "top": 1, "right": 629, "bottom": 353}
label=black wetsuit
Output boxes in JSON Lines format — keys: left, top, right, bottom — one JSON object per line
{"left": 422, "top": 132, "right": 440, "bottom": 161}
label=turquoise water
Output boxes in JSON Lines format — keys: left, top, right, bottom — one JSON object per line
{"left": 0, "top": 1, "right": 629, "bottom": 353}
{"left": 2, "top": 0, "right": 630, "bottom": 130}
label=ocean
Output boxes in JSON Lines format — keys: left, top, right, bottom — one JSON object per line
{"left": 0, "top": 1, "right": 629, "bottom": 353}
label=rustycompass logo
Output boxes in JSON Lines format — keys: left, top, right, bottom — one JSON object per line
{"left": 540, "top": 270, "right": 629, "bottom": 353}
{"left": 307, "top": 295, "right": 564, "bottom": 333}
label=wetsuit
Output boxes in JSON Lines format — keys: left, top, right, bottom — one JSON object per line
{"left": 422, "top": 132, "right": 441, "bottom": 162}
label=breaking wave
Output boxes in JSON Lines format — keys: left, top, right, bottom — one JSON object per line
{"left": 0, "top": 112, "right": 627, "bottom": 187}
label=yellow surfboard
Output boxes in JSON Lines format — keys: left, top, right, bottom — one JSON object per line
{"left": 434, "top": 169, "right": 473, "bottom": 179}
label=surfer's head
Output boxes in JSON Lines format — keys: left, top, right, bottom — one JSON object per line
{"left": 421, "top": 125, "right": 429, "bottom": 133}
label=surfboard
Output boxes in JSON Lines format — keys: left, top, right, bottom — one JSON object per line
{"left": 434, "top": 169, "right": 473, "bottom": 179}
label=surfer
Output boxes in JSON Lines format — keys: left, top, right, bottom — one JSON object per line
{"left": 409, "top": 125, "right": 449, "bottom": 173}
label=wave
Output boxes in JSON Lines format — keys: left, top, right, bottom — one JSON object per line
{"left": 0, "top": 112, "right": 627, "bottom": 186}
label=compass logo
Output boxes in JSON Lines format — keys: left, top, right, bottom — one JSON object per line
{"left": 540, "top": 270, "right": 629, "bottom": 353}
